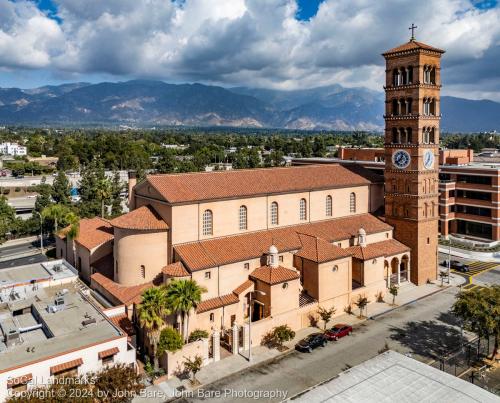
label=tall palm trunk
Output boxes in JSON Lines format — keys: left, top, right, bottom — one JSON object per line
{"left": 54, "top": 217, "right": 58, "bottom": 234}
{"left": 101, "top": 199, "right": 105, "bottom": 218}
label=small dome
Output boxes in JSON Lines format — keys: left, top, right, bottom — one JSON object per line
{"left": 269, "top": 245, "right": 278, "bottom": 254}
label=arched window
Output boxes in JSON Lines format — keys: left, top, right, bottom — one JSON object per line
{"left": 326, "top": 195, "right": 332, "bottom": 217}
{"left": 140, "top": 265, "right": 145, "bottom": 278}
{"left": 202, "top": 209, "right": 213, "bottom": 236}
{"left": 392, "top": 99, "right": 398, "bottom": 115}
{"left": 299, "top": 198, "right": 307, "bottom": 221}
{"left": 239, "top": 205, "right": 247, "bottom": 230}
{"left": 349, "top": 193, "right": 356, "bottom": 213}
{"left": 429, "top": 127, "right": 435, "bottom": 144}
{"left": 270, "top": 202, "right": 279, "bottom": 225}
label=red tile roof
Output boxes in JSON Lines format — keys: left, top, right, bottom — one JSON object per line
{"left": 175, "top": 214, "right": 391, "bottom": 271}
{"left": 296, "top": 233, "right": 352, "bottom": 263}
{"left": 109, "top": 313, "right": 136, "bottom": 337}
{"left": 346, "top": 239, "right": 410, "bottom": 261}
{"left": 50, "top": 358, "right": 83, "bottom": 375}
{"left": 91, "top": 272, "right": 160, "bottom": 305}
{"left": 383, "top": 40, "right": 445, "bottom": 56}
{"left": 110, "top": 205, "right": 169, "bottom": 231}
{"left": 60, "top": 217, "right": 114, "bottom": 251}
{"left": 91, "top": 253, "right": 114, "bottom": 280}
{"left": 144, "top": 165, "right": 374, "bottom": 204}
{"left": 98, "top": 347, "right": 119, "bottom": 359}
{"left": 233, "top": 280, "right": 254, "bottom": 296}
{"left": 196, "top": 293, "right": 239, "bottom": 313}
{"left": 7, "top": 373, "right": 32, "bottom": 387}
{"left": 250, "top": 265, "right": 300, "bottom": 285}
{"left": 162, "top": 261, "right": 190, "bottom": 277}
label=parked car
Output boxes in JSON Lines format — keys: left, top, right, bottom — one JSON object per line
{"left": 324, "top": 324, "right": 353, "bottom": 341}
{"left": 295, "top": 333, "right": 327, "bottom": 353}
{"left": 442, "top": 260, "right": 470, "bottom": 273}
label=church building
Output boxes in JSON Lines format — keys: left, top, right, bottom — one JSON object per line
{"left": 56, "top": 34, "right": 442, "bottom": 346}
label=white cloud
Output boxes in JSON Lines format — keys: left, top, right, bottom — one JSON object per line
{"left": 0, "top": 0, "right": 499, "bottom": 99}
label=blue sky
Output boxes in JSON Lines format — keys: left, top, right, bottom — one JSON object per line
{"left": 1, "top": 0, "right": 499, "bottom": 100}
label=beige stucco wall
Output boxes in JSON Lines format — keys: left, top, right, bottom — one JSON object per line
{"left": 269, "top": 278, "right": 301, "bottom": 316}
{"left": 136, "top": 184, "right": 371, "bottom": 247}
{"left": 317, "top": 258, "right": 351, "bottom": 302}
{"left": 114, "top": 228, "right": 169, "bottom": 286}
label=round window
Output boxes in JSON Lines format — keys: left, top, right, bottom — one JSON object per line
{"left": 282, "top": 282, "right": 288, "bottom": 289}
{"left": 332, "top": 265, "right": 339, "bottom": 272}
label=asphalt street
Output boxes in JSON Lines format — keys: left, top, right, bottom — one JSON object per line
{"left": 178, "top": 287, "right": 465, "bottom": 403}
{"left": 0, "top": 237, "right": 52, "bottom": 268}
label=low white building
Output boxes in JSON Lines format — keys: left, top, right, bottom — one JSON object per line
{"left": 0, "top": 260, "right": 136, "bottom": 400}
{"left": 0, "top": 142, "right": 27, "bottom": 157}
{"left": 291, "top": 350, "right": 498, "bottom": 403}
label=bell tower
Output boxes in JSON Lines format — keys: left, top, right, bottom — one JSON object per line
{"left": 382, "top": 28, "right": 445, "bottom": 285}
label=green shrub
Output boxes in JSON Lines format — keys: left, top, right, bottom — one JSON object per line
{"left": 188, "top": 329, "right": 209, "bottom": 343}
{"left": 261, "top": 325, "right": 295, "bottom": 349}
{"left": 2, "top": 189, "right": 10, "bottom": 195}
{"left": 157, "top": 328, "right": 183, "bottom": 355}
{"left": 14, "top": 187, "right": 21, "bottom": 192}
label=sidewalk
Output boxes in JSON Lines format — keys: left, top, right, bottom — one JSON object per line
{"left": 133, "top": 275, "right": 465, "bottom": 402}
{"left": 0, "top": 235, "right": 39, "bottom": 248}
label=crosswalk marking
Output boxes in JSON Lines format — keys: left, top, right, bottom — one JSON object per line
{"left": 451, "top": 261, "right": 498, "bottom": 276}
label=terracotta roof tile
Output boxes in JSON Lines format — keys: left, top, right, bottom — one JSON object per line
{"left": 7, "top": 373, "right": 32, "bottom": 387}
{"left": 91, "top": 253, "right": 114, "bottom": 279}
{"left": 162, "top": 261, "right": 190, "bottom": 277}
{"left": 61, "top": 217, "right": 114, "bottom": 250}
{"left": 175, "top": 214, "right": 391, "bottom": 271}
{"left": 196, "top": 293, "right": 239, "bottom": 313}
{"left": 91, "top": 272, "right": 161, "bottom": 305}
{"left": 233, "top": 280, "right": 254, "bottom": 296}
{"left": 110, "top": 205, "right": 168, "bottom": 231}
{"left": 383, "top": 40, "right": 445, "bottom": 56}
{"left": 250, "top": 265, "right": 300, "bottom": 285}
{"left": 144, "top": 165, "right": 374, "bottom": 204}
{"left": 109, "top": 314, "right": 136, "bottom": 337}
{"left": 346, "top": 239, "right": 410, "bottom": 261}
{"left": 50, "top": 358, "right": 83, "bottom": 375}
{"left": 98, "top": 347, "right": 119, "bottom": 359}
{"left": 296, "top": 233, "right": 352, "bottom": 263}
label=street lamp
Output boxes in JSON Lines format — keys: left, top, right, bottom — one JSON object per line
{"left": 34, "top": 211, "right": 43, "bottom": 254}
{"left": 245, "top": 290, "right": 266, "bottom": 362}
{"left": 447, "top": 239, "right": 451, "bottom": 284}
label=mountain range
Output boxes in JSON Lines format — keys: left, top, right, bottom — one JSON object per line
{"left": 0, "top": 80, "right": 499, "bottom": 132}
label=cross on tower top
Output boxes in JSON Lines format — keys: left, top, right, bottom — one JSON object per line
{"left": 409, "top": 23, "right": 417, "bottom": 41}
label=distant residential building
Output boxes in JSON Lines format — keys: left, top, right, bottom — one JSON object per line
{"left": 161, "top": 144, "right": 188, "bottom": 150}
{"left": 204, "top": 162, "right": 233, "bottom": 171}
{"left": 27, "top": 155, "right": 58, "bottom": 167}
{"left": 0, "top": 142, "right": 27, "bottom": 156}
{"left": 0, "top": 260, "right": 135, "bottom": 399}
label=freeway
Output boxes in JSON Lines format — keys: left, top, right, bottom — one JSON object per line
{"left": 178, "top": 288, "right": 467, "bottom": 403}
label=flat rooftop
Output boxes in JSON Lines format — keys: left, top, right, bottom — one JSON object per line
{"left": 292, "top": 350, "right": 498, "bottom": 403}
{"left": 0, "top": 260, "right": 77, "bottom": 292}
{"left": 0, "top": 282, "right": 124, "bottom": 372}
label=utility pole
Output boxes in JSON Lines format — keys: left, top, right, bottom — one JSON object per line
{"left": 34, "top": 211, "right": 43, "bottom": 254}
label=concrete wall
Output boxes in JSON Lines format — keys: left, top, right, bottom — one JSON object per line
{"left": 159, "top": 339, "right": 207, "bottom": 379}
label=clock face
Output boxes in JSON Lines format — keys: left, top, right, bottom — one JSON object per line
{"left": 392, "top": 150, "right": 411, "bottom": 169}
{"left": 423, "top": 150, "right": 435, "bottom": 169}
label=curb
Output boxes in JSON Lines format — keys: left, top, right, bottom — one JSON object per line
{"left": 368, "top": 286, "right": 451, "bottom": 320}
{"left": 167, "top": 349, "right": 296, "bottom": 402}
{"left": 166, "top": 286, "right": 455, "bottom": 401}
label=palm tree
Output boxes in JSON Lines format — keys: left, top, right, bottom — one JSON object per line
{"left": 42, "top": 204, "right": 72, "bottom": 234}
{"left": 165, "top": 279, "right": 206, "bottom": 342}
{"left": 138, "top": 287, "right": 169, "bottom": 370}
{"left": 65, "top": 212, "right": 80, "bottom": 267}
{"left": 95, "top": 178, "right": 112, "bottom": 218}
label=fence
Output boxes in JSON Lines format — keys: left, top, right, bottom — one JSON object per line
{"left": 430, "top": 335, "right": 497, "bottom": 393}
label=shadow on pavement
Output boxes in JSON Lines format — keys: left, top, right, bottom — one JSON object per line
{"left": 389, "top": 320, "right": 465, "bottom": 359}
